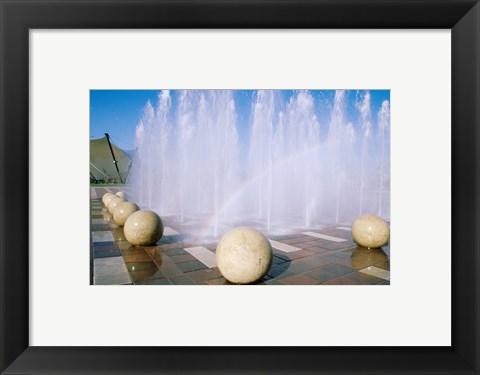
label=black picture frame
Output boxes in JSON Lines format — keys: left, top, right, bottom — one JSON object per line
{"left": 1, "top": 0, "right": 479, "bottom": 374}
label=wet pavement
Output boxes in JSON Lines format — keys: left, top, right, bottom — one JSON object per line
{"left": 90, "top": 187, "right": 390, "bottom": 286}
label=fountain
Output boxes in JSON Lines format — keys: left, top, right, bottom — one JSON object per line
{"left": 130, "top": 90, "right": 390, "bottom": 241}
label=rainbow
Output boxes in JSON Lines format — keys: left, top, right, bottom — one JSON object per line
{"left": 199, "top": 141, "right": 328, "bottom": 239}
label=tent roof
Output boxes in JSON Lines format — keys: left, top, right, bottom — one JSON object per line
{"left": 90, "top": 136, "right": 131, "bottom": 181}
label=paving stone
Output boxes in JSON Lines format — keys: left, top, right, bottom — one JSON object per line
{"left": 90, "top": 189, "right": 391, "bottom": 286}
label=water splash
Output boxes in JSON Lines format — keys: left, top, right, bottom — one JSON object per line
{"left": 131, "top": 90, "right": 390, "bottom": 241}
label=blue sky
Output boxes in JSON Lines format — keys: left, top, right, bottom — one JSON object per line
{"left": 90, "top": 90, "right": 158, "bottom": 150}
{"left": 90, "top": 90, "right": 390, "bottom": 151}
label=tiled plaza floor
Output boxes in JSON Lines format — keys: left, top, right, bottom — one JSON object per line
{"left": 90, "top": 187, "right": 390, "bottom": 286}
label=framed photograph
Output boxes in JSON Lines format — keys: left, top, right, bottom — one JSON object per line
{"left": 1, "top": 0, "right": 479, "bottom": 374}
{"left": 89, "top": 88, "right": 392, "bottom": 287}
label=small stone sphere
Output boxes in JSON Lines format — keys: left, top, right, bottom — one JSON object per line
{"left": 124, "top": 210, "right": 164, "bottom": 246}
{"left": 104, "top": 193, "right": 117, "bottom": 207}
{"left": 352, "top": 214, "right": 390, "bottom": 249}
{"left": 108, "top": 197, "right": 126, "bottom": 214}
{"left": 113, "top": 201, "right": 140, "bottom": 226}
{"left": 216, "top": 227, "right": 272, "bottom": 284}
{"left": 116, "top": 191, "right": 126, "bottom": 199}
{"left": 102, "top": 192, "right": 114, "bottom": 204}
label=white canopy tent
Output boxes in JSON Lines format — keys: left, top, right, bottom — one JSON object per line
{"left": 90, "top": 135, "right": 132, "bottom": 183}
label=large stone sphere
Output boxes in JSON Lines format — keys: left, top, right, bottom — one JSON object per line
{"left": 116, "top": 191, "right": 126, "bottom": 199}
{"left": 124, "top": 210, "right": 164, "bottom": 246}
{"left": 352, "top": 214, "right": 390, "bottom": 249}
{"left": 108, "top": 197, "right": 126, "bottom": 214}
{"left": 104, "top": 193, "right": 116, "bottom": 207}
{"left": 113, "top": 201, "right": 140, "bottom": 226}
{"left": 216, "top": 227, "right": 272, "bottom": 284}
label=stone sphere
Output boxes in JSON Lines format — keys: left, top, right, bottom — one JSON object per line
{"left": 104, "top": 193, "right": 117, "bottom": 207}
{"left": 108, "top": 197, "right": 126, "bottom": 214}
{"left": 352, "top": 214, "right": 390, "bottom": 249}
{"left": 102, "top": 192, "right": 114, "bottom": 204}
{"left": 116, "top": 191, "right": 126, "bottom": 199}
{"left": 124, "top": 210, "right": 164, "bottom": 246}
{"left": 216, "top": 227, "right": 272, "bottom": 284}
{"left": 113, "top": 201, "right": 140, "bottom": 226}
